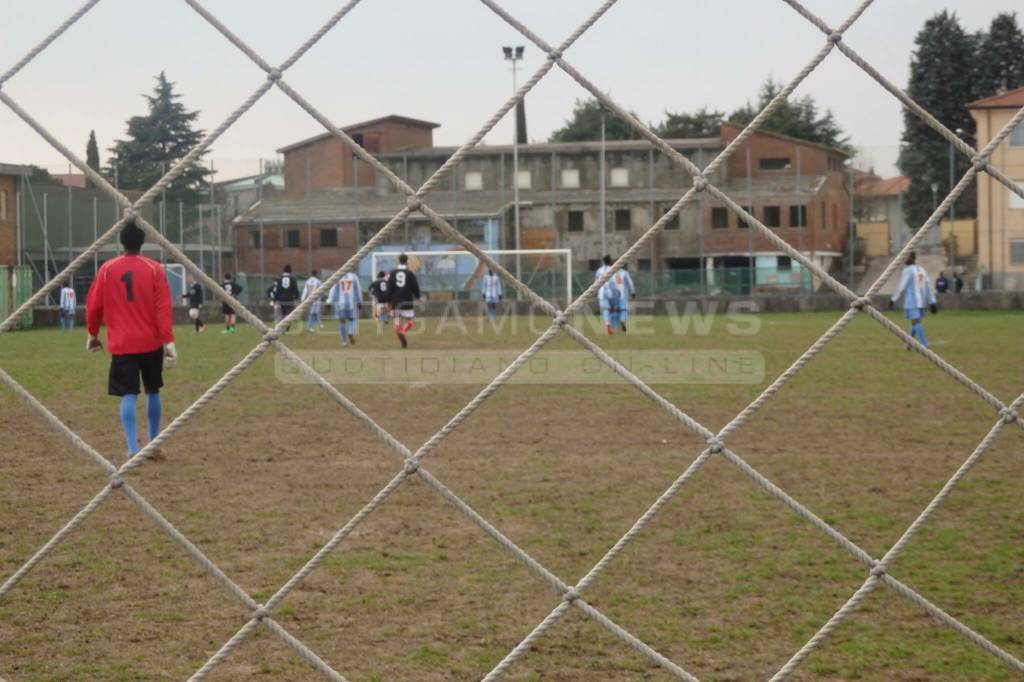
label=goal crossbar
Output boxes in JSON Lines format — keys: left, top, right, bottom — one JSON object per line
{"left": 371, "top": 248, "right": 573, "bottom": 305}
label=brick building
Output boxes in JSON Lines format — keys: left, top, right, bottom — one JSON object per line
{"left": 0, "top": 163, "right": 31, "bottom": 267}
{"left": 235, "top": 115, "right": 850, "bottom": 294}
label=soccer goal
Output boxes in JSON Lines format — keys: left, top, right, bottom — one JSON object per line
{"left": 370, "top": 249, "right": 573, "bottom": 306}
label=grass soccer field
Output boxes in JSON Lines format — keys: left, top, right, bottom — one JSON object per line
{"left": 1, "top": 310, "right": 1022, "bottom": 681}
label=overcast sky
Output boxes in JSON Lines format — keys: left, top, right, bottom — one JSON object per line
{"left": 1, "top": 1, "right": 1019, "bottom": 180}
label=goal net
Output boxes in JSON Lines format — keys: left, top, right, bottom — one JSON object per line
{"left": 370, "top": 249, "right": 573, "bottom": 307}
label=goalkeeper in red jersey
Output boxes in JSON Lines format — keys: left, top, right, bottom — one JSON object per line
{"left": 86, "top": 223, "right": 176, "bottom": 458}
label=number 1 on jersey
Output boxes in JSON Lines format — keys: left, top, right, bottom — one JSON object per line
{"left": 121, "top": 272, "right": 134, "bottom": 302}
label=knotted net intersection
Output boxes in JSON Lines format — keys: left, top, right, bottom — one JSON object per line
{"left": 1, "top": 1, "right": 1023, "bottom": 680}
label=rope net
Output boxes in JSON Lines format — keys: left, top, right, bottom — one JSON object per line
{"left": 2, "top": 1, "right": 1024, "bottom": 679}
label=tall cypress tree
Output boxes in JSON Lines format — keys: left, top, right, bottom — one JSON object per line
{"left": 898, "top": 11, "right": 980, "bottom": 229}
{"left": 976, "top": 13, "right": 1024, "bottom": 97}
{"left": 85, "top": 130, "right": 100, "bottom": 187}
{"left": 107, "top": 72, "right": 209, "bottom": 204}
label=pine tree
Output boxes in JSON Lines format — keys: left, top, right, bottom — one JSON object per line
{"left": 656, "top": 107, "right": 724, "bottom": 139}
{"left": 85, "top": 130, "right": 100, "bottom": 187}
{"left": 728, "top": 79, "right": 850, "bottom": 151}
{"left": 549, "top": 98, "right": 641, "bottom": 142}
{"left": 976, "top": 13, "right": 1024, "bottom": 97}
{"left": 107, "top": 72, "right": 208, "bottom": 203}
{"left": 898, "top": 11, "right": 980, "bottom": 229}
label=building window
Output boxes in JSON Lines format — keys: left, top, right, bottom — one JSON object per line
{"left": 567, "top": 210, "right": 584, "bottom": 232}
{"left": 561, "top": 168, "right": 580, "bottom": 189}
{"left": 516, "top": 170, "right": 532, "bottom": 190}
{"left": 1010, "top": 181, "right": 1024, "bottom": 210}
{"left": 320, "top": 228, "right": 337, "bottom": 247}
{"left": 352, "top": 133, "right": 364, "bottom": 148}
{"left": 833, "top": 204, "right": 839, "bottom": 231}
{"left": 1011, "top": 240, "right": 1024, "bottom": 263}
{"left": 789, "top": 205, "right": 806, "bottom": 227}
{"left": 711, "top": 207, "right": 728, "bottom": 229}
{"left": 610, "top": 167, "right": 629, "bottom": 187}
{"left": 638, "top": 258, "right": 651, "bottom": 271}
{"left": 465, "top": 171, "right": 483, "bottom": 191}
{"left": 738, "top": 206, "right": 753, "bottom": 228}
{"left": 778, "top": 256, "right": 792, "bottom": 271}
{"left": 1012, "top": 123, "right": 1024, "bottom": 148}
{"left": 759, "top": 157, "right": 790, "bottom": 171}
{"left": 248, "top": 230, "right": 261, "bottom": 249}
{"left": 662, "top": 206, "right": 680, "bottom": 230}
{"left": 587, "top": 259, "right": 602, "bottom": 272}
{"left": 614, "top": 208, "right": 631, "bottom": 231}
{"left": 286, "top": 229, "right": 300, "bottom": 248}
{"left": 0, "top": 191, "right": 6, "bottom": 220}
{"left": 763, "top": 206, "right": 781, "bottom": 228}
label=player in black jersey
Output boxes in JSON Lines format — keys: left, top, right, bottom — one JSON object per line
{"left": 386, "top": 254, "right": 421, "bottom": 349}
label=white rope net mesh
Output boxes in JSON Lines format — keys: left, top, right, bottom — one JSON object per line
{"left": 1, "top": 0, "right": 1023, "bottom": 679}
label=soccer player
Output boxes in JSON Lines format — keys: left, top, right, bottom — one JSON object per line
{"left": 182, "top": 276, "right": 205, "bottom": 333}
{"left": 58, "top": 281, "right": 77, "bottom": 332}
{"left": 368, "top": 270, "right": 391, "bottom": 333}
{"left": 595, "top": 255, "right": 615, "bottom": 333}
{"left": 85, "top": 223, "right": 176, "bottom": 458}
{"left": 480, "top": 269, "right": 503, "bottom": 320}
{"left": 270, "top": 264, "right": 299, "bottom": 332}
{"left": 221, "top": 273, "right": 243, "bottom": 334}
{"left": 611, "top": 264, "right": 636, "bottom": 333}
{"left": 302, "top": 269, "right": 324, "bottom": 333}
{"left": 889, "top": 251, "right": 937, "bottom": 349}
{"left": 387, "top": 253, "right": 421, "bottom": 349}
{"left": 331, "top": 270, "right": 362, "bottom": 345}
{"left": 594, "top": 255, "right": 621, "bottom": 334}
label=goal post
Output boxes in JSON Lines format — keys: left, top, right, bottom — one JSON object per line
{"left": 370, "top": 249, "right": 573, "bottom": 306}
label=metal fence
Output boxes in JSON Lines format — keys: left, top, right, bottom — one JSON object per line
{"left": 1, "top": 1, "right": 1024, "bottom": 681}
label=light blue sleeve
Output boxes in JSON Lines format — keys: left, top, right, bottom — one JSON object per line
{"left": 354, "top": 276, "right": 362, "bottom": 303}
{"left": 496, "top": 276, "right": 503, "bottom": 296}
{"left": 891, "top": 267, "right": 910, "bottom": 304}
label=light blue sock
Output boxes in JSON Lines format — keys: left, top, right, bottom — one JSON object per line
{"left": 120, "top": 394, "right": 139, "bottom": 455}
{"left": 339, "top": 320, "right": 348, "bottom": 342}
{"left": 348, "top": 319, "right": 357, "bottom": 337}
{"left": 914, "top": 322, "right": 928, "bottom": 348}
{"left": 307, "top": 315, "right": 315, "bottom": 331}
{"left": 68, "top": 317, "right": 74, "bottom": 331}
{"left": 146, "top": 393, "right": 161, "bottom": 442}
{"left": 59, "top": 315, "right": 66, "bottom": 332}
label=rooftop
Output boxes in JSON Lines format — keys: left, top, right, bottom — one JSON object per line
{"left": 277, "top": 115, "right": 441, "bottom": 153}
{"left": 968, "top": 85, "right": 1024, "bottom": 109}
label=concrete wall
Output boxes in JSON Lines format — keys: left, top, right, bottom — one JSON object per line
{"left": 972, "top": 106, "right": 1024, "bottom": 288}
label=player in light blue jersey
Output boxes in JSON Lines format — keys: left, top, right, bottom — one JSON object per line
{"left": 480, "top": 269, "right": 503, "bottom": 319}
{"left": 889, "top": 252, "right": 937, "bottom": 348}
{"left": 595, "top": 255, "right": 615, "bottom": 334}
{"left": 609, "top": 265, "right": 635, "bottom": 332}
{"left": 302, "top": 269, "right": 324, "bottom": 333}
{"left": 331, "top": 271, "right": 362, "bottom": 346}
{"left": 59, "top": 281, "right": 77, "bottom": 332}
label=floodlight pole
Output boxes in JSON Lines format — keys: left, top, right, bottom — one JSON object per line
{"left": 504, "top": 46, "right": 524, "bottom": 294}
{"left": 600, "top": 105, "right": 607, "bottom": 257}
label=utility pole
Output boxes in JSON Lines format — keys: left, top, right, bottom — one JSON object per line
{"left": 503, "top": 45, "right": 525, "bottom": 287}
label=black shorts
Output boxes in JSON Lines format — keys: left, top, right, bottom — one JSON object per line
{"left": 108, "top": 347, "right": 164, "bottom": 397}
{"left": 222, "top": 303, "right": 234, "bottom": 316}
{"left": 279, "top": 302, "right": 295, "bottom": 317}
